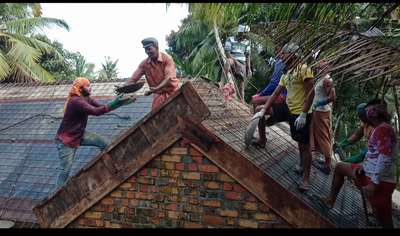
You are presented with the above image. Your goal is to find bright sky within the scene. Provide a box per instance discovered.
[41,3,189,78]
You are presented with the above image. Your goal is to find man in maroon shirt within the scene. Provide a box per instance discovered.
[55,77,135,189]
[123,37,179,110]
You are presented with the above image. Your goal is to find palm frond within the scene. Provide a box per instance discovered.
[5,17,69,35]
[0,49,11,81]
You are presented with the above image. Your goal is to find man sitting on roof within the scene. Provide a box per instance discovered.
[55,77,135,189]
[255,42,315,192]
[124,37,179,110]
[338,101,384,163]
[251,46,287,112]
[318,100,397,228]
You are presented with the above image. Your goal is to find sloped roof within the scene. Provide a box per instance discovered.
[189,79,371,228]
[31,78,400,228]
[33,79,336,228]
[0,80,152,224]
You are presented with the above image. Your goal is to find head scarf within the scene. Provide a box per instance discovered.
[64,77,90,113]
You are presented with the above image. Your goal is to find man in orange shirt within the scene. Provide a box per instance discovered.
[123,37,179,110]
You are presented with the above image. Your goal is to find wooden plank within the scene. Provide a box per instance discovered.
[187,125,335,228]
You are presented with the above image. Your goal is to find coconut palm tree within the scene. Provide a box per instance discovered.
[97,56,119,81]
[0,3,70,83]
[69,52,95,79]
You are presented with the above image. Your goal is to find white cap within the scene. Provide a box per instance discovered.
[238,24,250,33]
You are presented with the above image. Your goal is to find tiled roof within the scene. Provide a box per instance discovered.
[0,81,152,223]
[189,78,389,228]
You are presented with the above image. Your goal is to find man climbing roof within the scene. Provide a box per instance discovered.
[55,77,135,190]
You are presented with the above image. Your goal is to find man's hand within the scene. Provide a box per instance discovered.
[362,183,377,197]
[312,98,328,110]
[294,112,307,130]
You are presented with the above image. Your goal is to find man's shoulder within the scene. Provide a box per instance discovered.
[161,52,174,63]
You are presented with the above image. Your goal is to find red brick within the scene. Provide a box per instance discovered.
[140,184,148,193]
[151,169,159,177]
[192,155,203,164]
[175,163,185,171]
[167,210,180,219]
[111,191,122,198]
[165,162,175,170]
[184,222,202,228]
[223,183,233,191]
[135,192,153,200]
[182,172,200,180]
[119,182,133,190]
[246,195,257,202]
[188,163,198,171]
[84,211,102,219]
[149,186,158,193]
[199,164,219,173]
[239,219,258,228]
[218,209,238,217]
[122,199,129,207]
[204,181,220,189]
[161,154,182,162]
[127,192,135,198]
[243,202,257,211]
[170,147,188,155]
[165,203,178,211]
[233,184,246,192]
[225,191,242,200]
[203,215,224,226]
[139,169,147,176]
[202,200,221,207]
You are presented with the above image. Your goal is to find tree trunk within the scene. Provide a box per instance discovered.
[212,23,242,101]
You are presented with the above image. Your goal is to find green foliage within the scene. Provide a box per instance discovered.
[97,56,119,81]
[0,3,70,83]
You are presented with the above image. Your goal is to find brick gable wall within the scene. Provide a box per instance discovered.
[69,140,290,228]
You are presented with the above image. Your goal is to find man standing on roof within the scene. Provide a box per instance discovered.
[55,77,135,189]
[255,42,315,191]
[309,60,336,174]
[124,37,179,110]
[318,100,397,228]
[224,24,252,101]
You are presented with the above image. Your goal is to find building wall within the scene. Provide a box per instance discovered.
[69,140,290,228]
